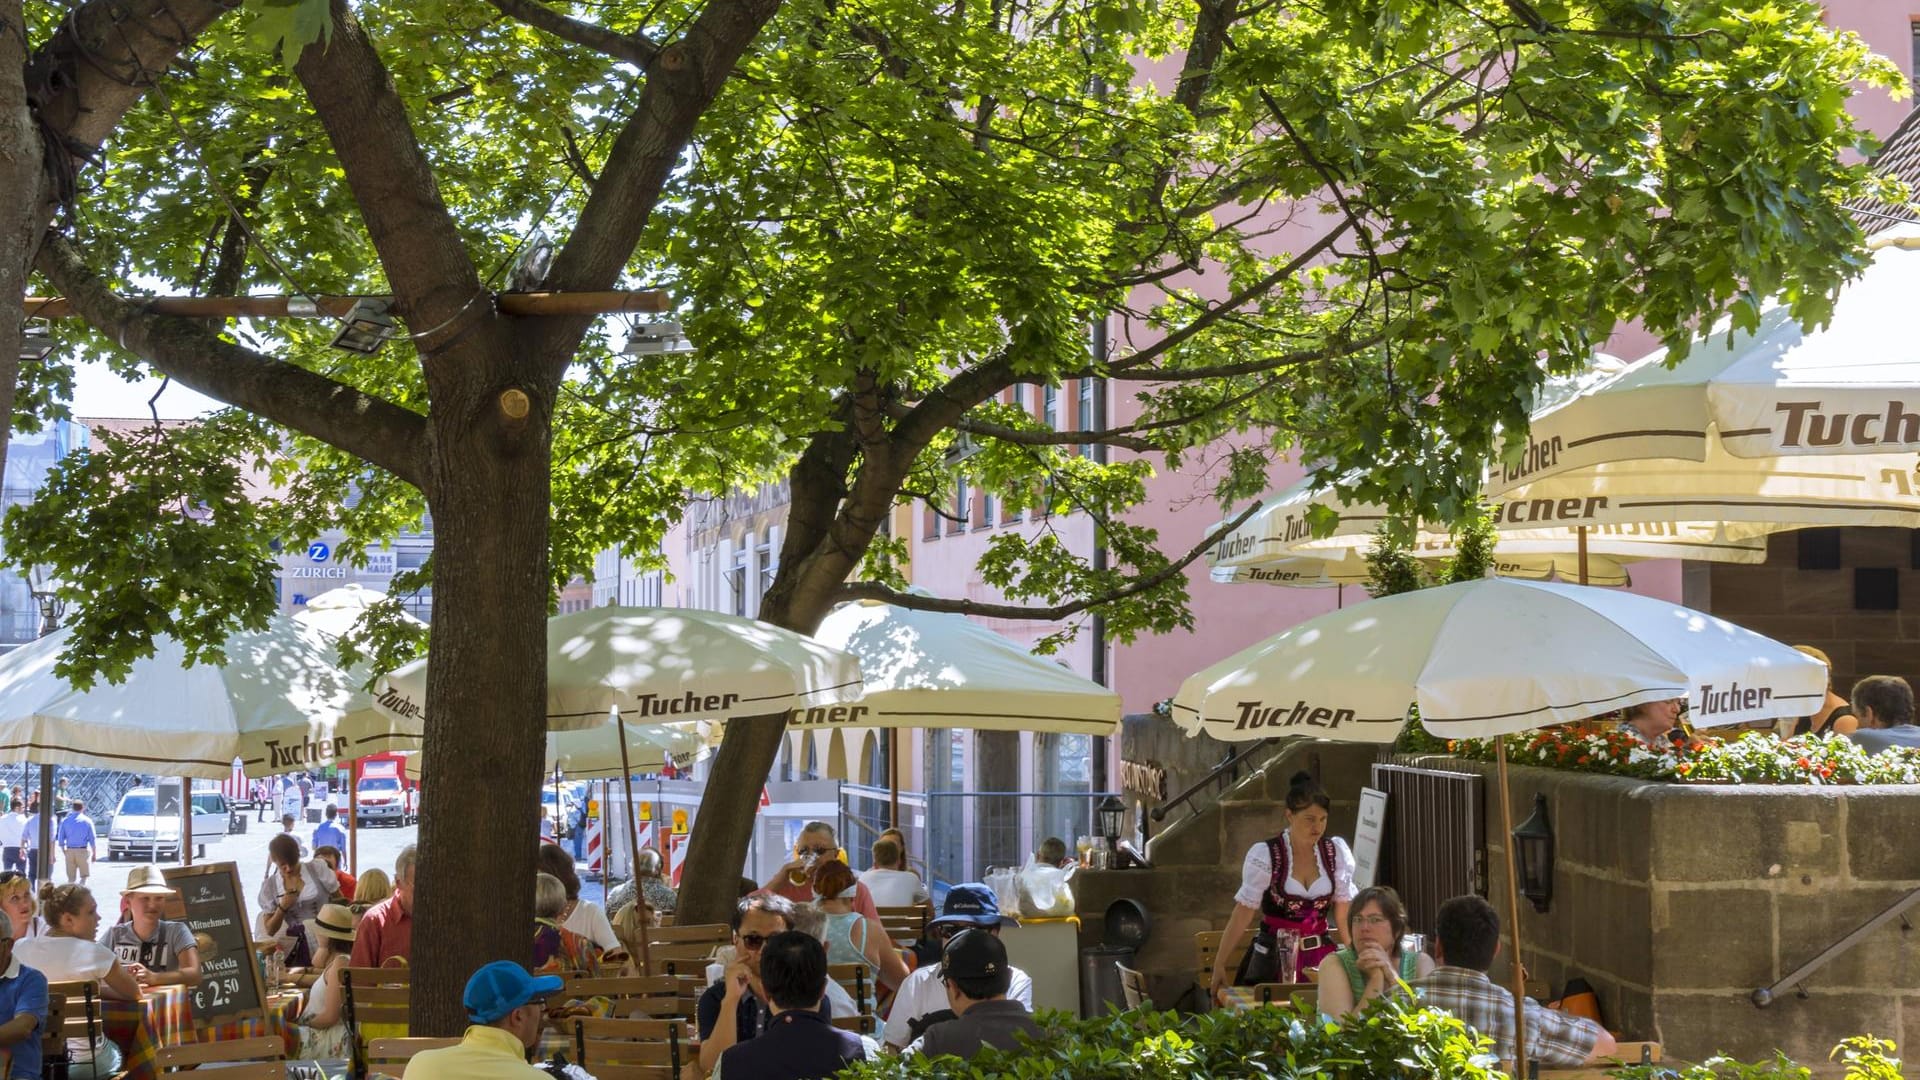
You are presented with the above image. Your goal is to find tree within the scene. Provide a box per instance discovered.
[4,0,1901,982]
[11,0,781,1031]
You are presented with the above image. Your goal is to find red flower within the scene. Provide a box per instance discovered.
[1797,757,1811,769]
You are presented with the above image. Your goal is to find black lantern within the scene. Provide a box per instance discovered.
[1096,795,1126,844]
[1511,793,1555,913]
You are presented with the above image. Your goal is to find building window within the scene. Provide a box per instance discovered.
[756,533,777,602]
[1042,385,1057,430]
[727,543,748,616]
[924,505,939,540]
[981,491,995,529]
[1912,21,1920,98]
[953,476,970,532]
[1077,377,1096,457]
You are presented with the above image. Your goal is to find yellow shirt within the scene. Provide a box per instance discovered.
[401,1024,547,1079]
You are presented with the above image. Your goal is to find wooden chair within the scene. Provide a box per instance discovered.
[875,904,930,948]
[39,983,67,1079]
[562,975,699,1020]
[44,979,98,1078]
[1116,962,1149,1010]
[826,963,875,1034]
[1195,930,1251,992]
[344,967,413,1054]
[648,923,729,948]
[158,1035,287,1077]
[365,1036,461,1073]
[573,1016,688,1080]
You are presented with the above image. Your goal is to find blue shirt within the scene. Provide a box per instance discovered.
[16,818,33,850]
[312,821,347,852]
[0,959,48,1080]
[55,813,93,850]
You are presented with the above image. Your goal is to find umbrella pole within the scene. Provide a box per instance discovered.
[613,711,650,974]
[36,765,50,883]
[1495,735,1529,1074]
[889,731,900,829]
[1578,526,1589,586]
[349,759,359,876]
[181,776,192,866]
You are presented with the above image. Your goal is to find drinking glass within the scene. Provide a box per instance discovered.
[1271,929,1300,984]
[1075,835,1094,865]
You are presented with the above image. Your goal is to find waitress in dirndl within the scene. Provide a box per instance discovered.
[1208,770,1354,1004]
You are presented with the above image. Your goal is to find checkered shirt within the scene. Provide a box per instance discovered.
[1408,966,1601,1068]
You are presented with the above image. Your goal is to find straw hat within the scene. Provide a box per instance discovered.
[122,866,176,896]
[311,903,357,943]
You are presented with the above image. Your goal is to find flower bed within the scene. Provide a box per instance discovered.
[1429,729,1920,785]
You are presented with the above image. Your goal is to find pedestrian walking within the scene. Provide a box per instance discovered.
[56,800,96,885]
[0,804,24,878]
[254,781,270,823]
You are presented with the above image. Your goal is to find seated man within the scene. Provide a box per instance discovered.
[1850,675,1920,753]
[1035,837,1071,869]
[714,932,868,1080]
[697,894,833,1075]
[908,929,1039,1061]
[883,884,1031,1050]
[402,961,559,1079]
[1408,896,1615,1068]
[0,910,46,1080]
[98,866,201,988]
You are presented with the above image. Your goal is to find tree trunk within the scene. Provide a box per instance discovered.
[675,712,785,925]
[0,0,37,487]
[409,379,552,1035]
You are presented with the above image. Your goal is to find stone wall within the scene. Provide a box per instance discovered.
[1466,760,1920,1066]
[1075,740,1379,1009]
[1689,526,1920,698]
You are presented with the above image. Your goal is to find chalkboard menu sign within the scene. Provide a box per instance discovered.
[162,862,268,1026]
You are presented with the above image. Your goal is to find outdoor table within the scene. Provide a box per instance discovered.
[1218,982,1317,1011]
[536,994,617,1063]
[101,984,303,1080]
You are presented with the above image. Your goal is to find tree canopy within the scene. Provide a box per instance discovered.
[2,0,1904,1001]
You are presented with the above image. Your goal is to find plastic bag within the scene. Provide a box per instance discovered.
[984,867,1022,915]
[1016,858,1076,917]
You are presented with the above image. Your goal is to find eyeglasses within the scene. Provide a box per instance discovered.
[1353,915,1394,928]
[738,933,771,950]
[798,846,835,856]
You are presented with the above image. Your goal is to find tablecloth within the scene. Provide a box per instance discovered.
[100,985,302,1080]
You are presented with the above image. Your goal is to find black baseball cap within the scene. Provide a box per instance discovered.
[941,928,1008,980]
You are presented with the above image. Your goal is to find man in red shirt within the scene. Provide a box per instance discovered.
[759,822,879,921]
[351,844,414,967]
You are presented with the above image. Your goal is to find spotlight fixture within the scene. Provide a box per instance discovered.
[622,320,692,356]
[19,327,53,363]
[330,298,396,355]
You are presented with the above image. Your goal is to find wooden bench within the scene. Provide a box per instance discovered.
[158,1035,286,1077]
[876,904,931,948]
[573,1016,688,1080]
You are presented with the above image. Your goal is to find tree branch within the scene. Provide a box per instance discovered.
[835,501,1263,620]
[536,0,783,371]
[1100,327,1390,381]
[38,235,429,487]
[952,415,1158,452]
[485,0,660,69]
[294,0,487,352]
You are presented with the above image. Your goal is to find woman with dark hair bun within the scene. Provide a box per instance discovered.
[1207,771,1354,1003]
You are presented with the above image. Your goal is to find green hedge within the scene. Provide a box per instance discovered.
[837,996,1501,1079]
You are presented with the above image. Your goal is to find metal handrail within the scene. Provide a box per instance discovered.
[1752,884,1920,1006]
[1150,739,1278,824]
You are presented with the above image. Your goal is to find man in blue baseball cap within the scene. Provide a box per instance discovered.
[401,961,562,1079]
[882,883,1030,1050]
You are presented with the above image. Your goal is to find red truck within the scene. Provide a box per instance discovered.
[353,752,419,827]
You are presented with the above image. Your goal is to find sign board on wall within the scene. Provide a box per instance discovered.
[1352,787,1388,890]
[162,862,268,1027]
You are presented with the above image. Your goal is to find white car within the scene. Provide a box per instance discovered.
[541,788,576,839]
[107,786,232,861]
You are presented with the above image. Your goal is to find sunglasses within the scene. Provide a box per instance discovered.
[0,872,20,885]
[798,846,835,856]
[739,933,772,950]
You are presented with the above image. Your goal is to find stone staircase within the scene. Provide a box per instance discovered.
[1074,740,1379,1009]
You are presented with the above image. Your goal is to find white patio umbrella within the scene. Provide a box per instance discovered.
[0,616,410,777]
[372,606,863,730]
[804,598,1121,824]
[1171,579,1822,1069]
[1209,549,1633,589]
[292,584,427,640]
[1487,226,1920,526]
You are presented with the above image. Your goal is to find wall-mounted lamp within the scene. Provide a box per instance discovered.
[1512,793,1555,913]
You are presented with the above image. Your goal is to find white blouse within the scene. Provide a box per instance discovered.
[1233,831,1356,909]
[562,899,620,952]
